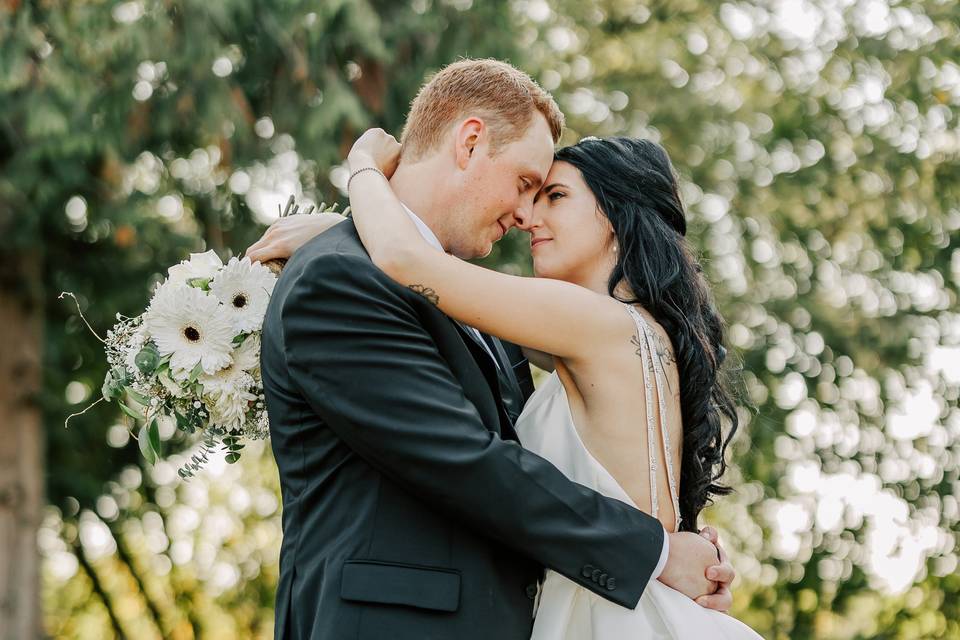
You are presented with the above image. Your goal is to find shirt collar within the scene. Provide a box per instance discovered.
[402,203,445,253]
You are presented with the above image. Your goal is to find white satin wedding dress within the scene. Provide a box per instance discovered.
[515,304,763,640]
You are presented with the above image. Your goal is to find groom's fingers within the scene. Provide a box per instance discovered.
[695,585,732,613]
[699,525,718,544]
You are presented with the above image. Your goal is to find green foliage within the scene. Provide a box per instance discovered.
[507,1,960,637]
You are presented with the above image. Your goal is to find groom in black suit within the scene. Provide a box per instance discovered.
[257,59,732,640]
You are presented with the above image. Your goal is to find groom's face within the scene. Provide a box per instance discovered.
[447,112,555,259]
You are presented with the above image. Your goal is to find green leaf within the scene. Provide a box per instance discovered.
[232,333,249,346]
[174,410,197,434]
[134,344,161,374]
[225,452,241,464]
[138,421,157,465]
[187,361,204,384]
[148,418,162,459]
[101,366,129,402]
[125,386,151,407]
[118,401,144,421]
[187,277,211,290]
[102,372,122,402]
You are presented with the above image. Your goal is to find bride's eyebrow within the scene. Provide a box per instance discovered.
[534,183,569,203]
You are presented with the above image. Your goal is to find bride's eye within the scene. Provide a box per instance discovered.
[548,192,565,201]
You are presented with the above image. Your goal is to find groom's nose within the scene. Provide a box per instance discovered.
[513,202,534,231]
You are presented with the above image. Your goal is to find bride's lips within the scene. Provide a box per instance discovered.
[530,237,552,250]
[495,221,507,240]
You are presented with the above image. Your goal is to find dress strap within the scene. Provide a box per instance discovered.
[624,304,682,532]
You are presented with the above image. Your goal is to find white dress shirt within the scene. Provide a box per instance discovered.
[402,204,670,582]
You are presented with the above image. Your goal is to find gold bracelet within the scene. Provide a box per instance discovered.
[347,166,385,190]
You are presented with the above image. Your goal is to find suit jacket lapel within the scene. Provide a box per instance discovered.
[451,321,519,441]
[486,335,521,396]
[454,321,495,362]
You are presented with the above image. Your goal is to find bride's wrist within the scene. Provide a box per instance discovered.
[347,165,386,191]
[347,153,377,172]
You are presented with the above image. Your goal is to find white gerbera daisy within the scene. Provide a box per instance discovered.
[209,257,277,333]
[167,250,224,287]
[143,284,234,376]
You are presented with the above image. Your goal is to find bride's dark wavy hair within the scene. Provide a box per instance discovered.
[555,137,738,530]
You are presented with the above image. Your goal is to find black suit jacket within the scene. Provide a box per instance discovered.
[260,222,664,640]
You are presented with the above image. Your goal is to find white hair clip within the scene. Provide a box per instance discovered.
[579,135,601,143]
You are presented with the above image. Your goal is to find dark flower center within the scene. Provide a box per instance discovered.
[233,294,248,309]
[183,326,201,342]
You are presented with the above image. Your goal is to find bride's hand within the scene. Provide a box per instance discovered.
[245,212,347,264]
[348,128,401,176]
[658,531,722,604]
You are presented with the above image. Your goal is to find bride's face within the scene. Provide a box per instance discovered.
[525,161,616,283]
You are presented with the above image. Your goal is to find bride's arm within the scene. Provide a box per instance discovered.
[522,347,556,372]
[348,129,628,363]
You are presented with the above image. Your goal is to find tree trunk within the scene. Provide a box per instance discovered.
[0,252,44,639]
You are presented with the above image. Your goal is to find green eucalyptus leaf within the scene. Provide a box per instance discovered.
[125,386,151,407]
[118,401,144,421]
[101,368,124,402]
[134,344,161,374]
[148,418,161,459]
[138,421,157,465]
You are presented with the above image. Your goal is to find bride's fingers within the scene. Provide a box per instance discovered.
[245,238,280,263]
[695,585,732,612]
[706,560,734,586]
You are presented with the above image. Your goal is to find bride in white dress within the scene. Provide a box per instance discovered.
[251,127,763,639]
[515,304,760,639]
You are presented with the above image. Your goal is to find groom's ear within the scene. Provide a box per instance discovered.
[454,117,485,169]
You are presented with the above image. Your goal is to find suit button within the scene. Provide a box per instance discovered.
[606,578,617,591]
[525,584,538,600]
[591,569,602,582]
[598,573,608,586]
[581,565,594,578]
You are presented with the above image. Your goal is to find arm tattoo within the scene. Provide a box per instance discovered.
[408,284,440,307]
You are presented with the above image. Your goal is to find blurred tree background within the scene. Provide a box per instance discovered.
[1,0,957,638]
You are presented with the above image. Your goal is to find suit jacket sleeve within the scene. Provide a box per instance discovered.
[281,252,664,608]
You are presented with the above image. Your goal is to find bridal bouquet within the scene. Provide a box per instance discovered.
[72,250,276,478]
[64,198,344,478]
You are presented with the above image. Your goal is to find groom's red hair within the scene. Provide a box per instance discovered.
[400,59,564,161]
